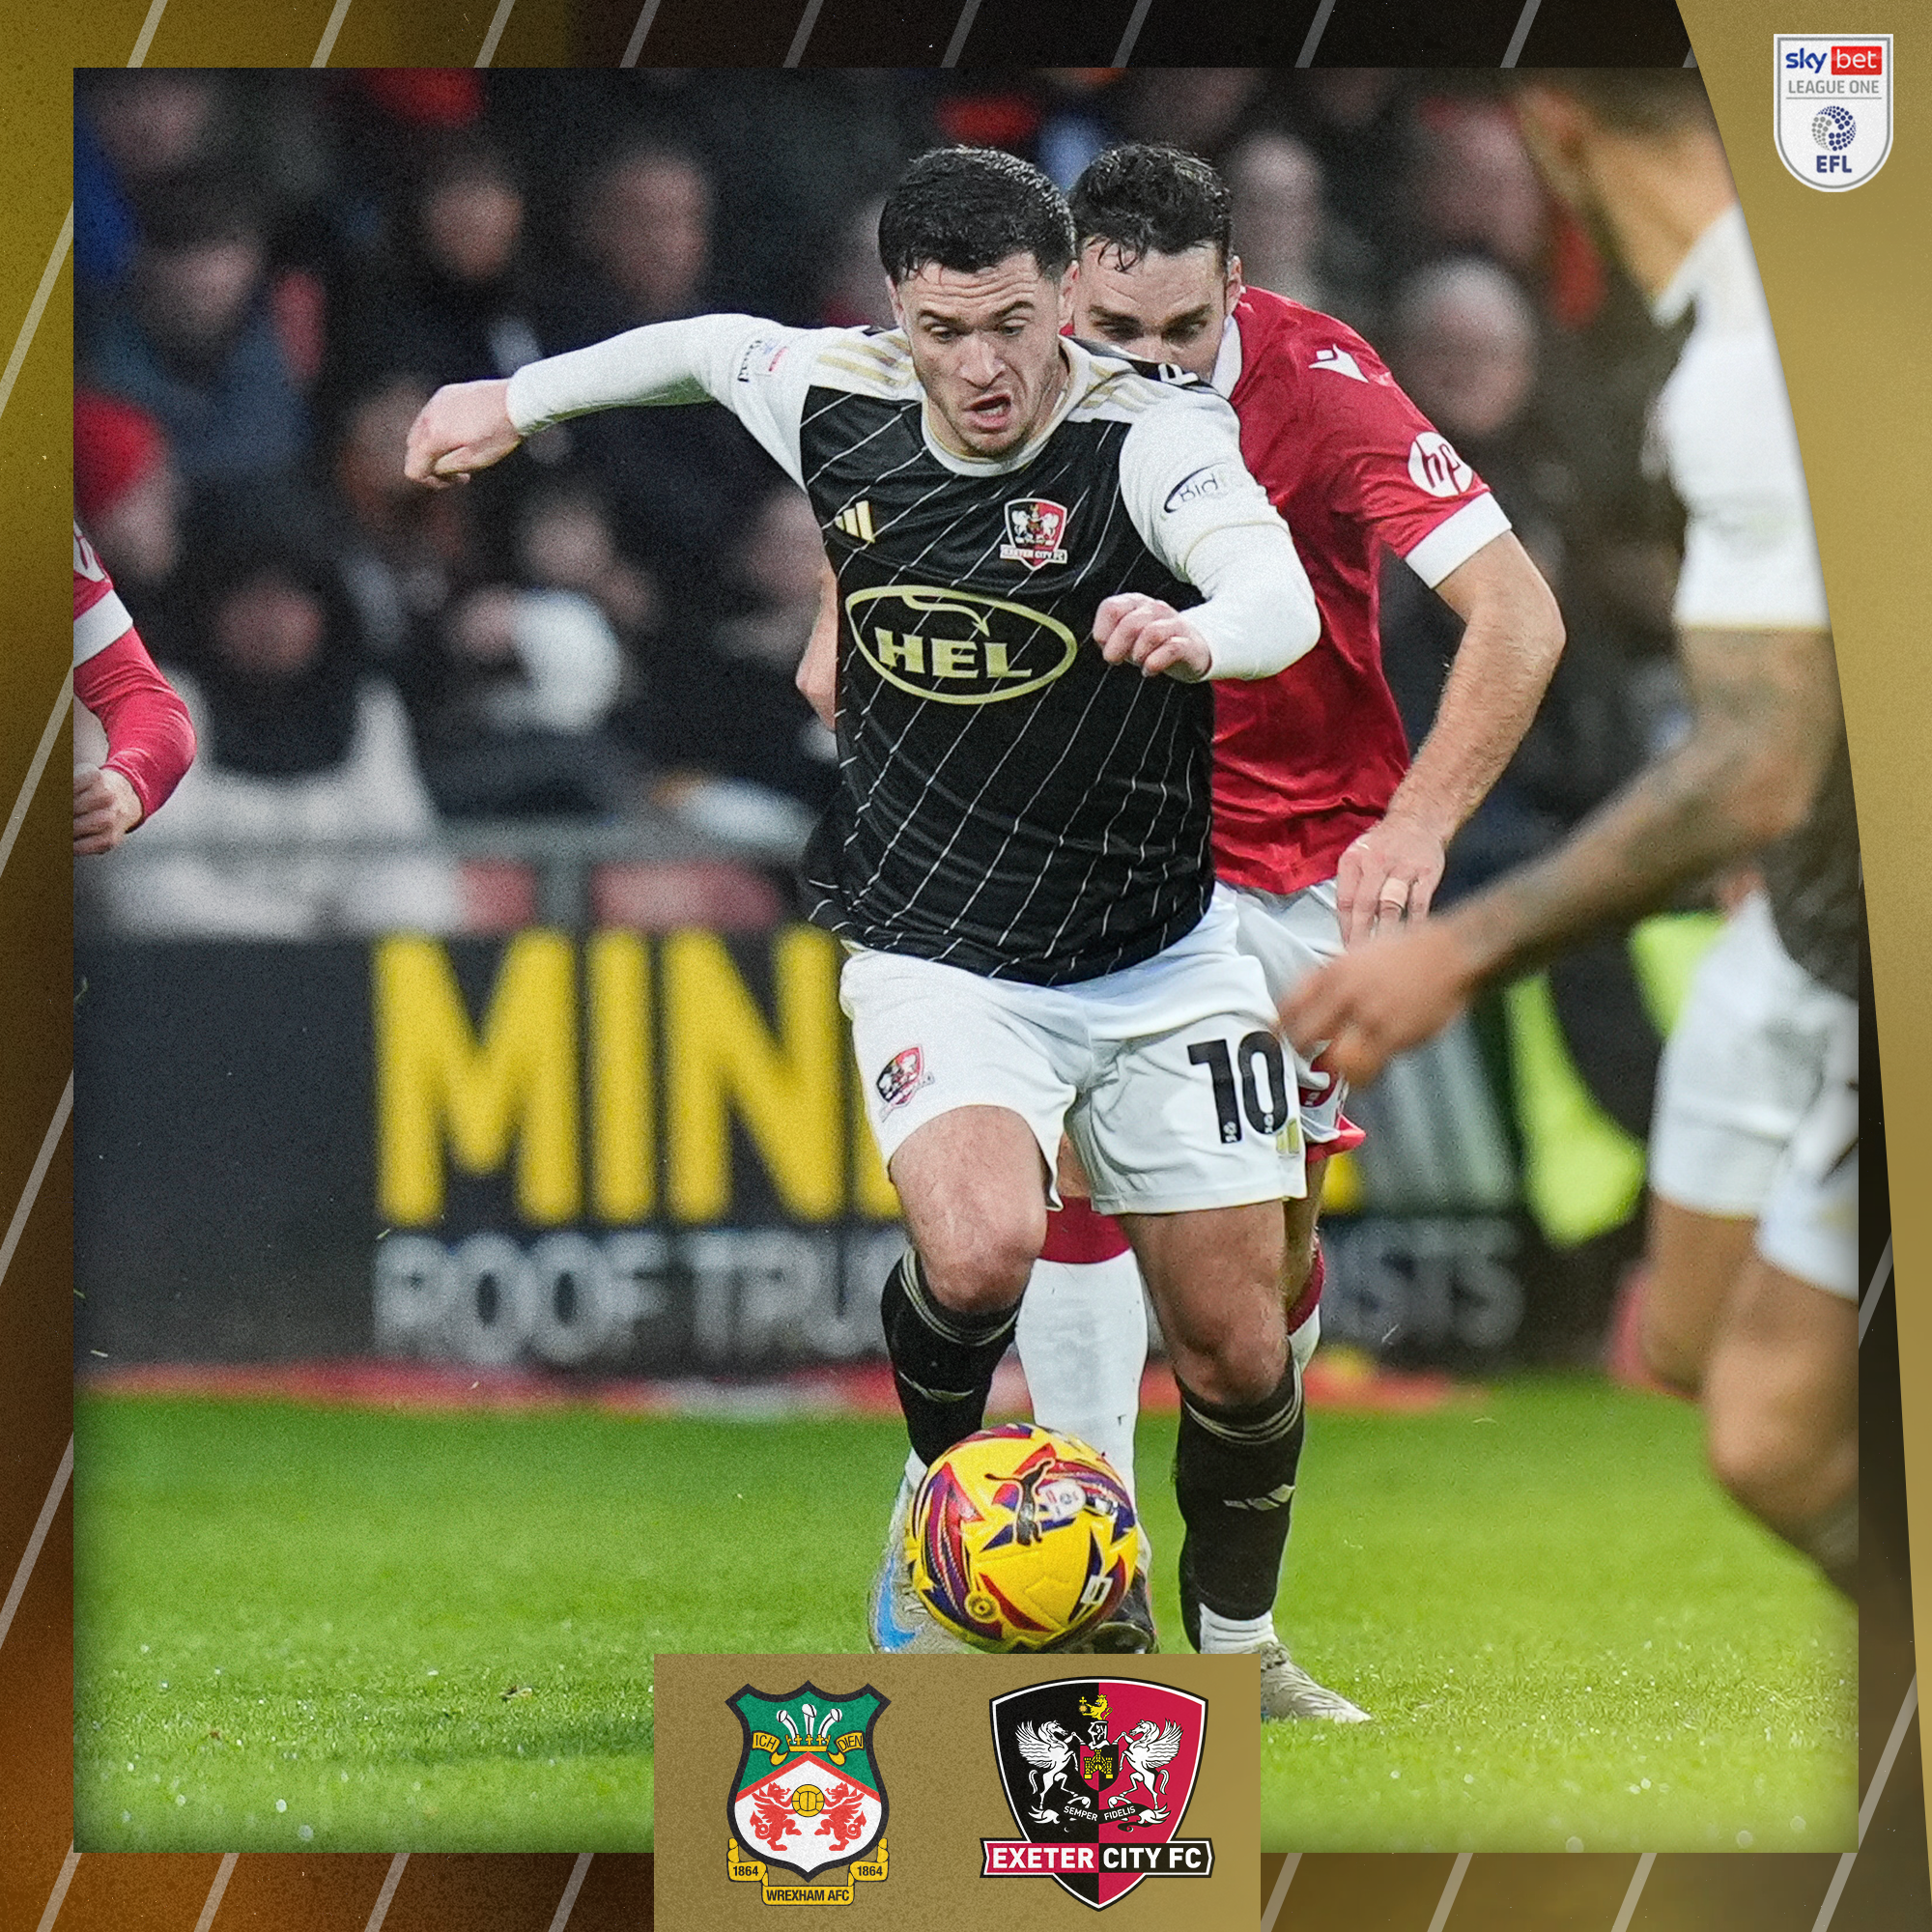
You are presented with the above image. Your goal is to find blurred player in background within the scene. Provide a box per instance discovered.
[72,522,196,854]
[1287,71,1859,1596]
[408,150,1339,1704]
[801,145,1565,1708]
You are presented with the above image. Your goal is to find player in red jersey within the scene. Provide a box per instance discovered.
[72,523,196,853]
[809,148,1564,1711]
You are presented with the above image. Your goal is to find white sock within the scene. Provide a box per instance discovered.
[1015,1251,1150,1497]
[1290,1304,1321,1375]
[901,1449,927,1492]
[1198,1606,1279,1652]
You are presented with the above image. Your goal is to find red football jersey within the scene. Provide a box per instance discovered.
[1210,289,1511,894]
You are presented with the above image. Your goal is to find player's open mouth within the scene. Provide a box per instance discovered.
[967,393,1013,431]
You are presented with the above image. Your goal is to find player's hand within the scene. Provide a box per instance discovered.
[405,379,522,489]
[1280,917,1482,1088]
[1094,594,1212,681]
[73,764,143,856]
[1335,813,1448,948]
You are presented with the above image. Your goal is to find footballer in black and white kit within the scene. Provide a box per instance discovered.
[1288,73,1859,1600]
[411,149,1332,1693]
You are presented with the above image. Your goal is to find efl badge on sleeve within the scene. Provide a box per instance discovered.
[984,1680,1212,1908]
[1776,36,1892,190]
[726,1684,890,1905]
[1001,498,1070,571]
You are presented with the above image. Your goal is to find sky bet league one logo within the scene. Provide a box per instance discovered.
[1776,36,1892,191]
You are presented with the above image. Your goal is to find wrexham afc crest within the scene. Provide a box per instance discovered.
[727,1684,888,1883]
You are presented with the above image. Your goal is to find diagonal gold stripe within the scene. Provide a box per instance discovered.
[127,0,170,64]
[0,207,70,425]
[313,0,354,62]
[33,1848,79,1932]
[546,1854,594,1931]
[191,1853,240,1932]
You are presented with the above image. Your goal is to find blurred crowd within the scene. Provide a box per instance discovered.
[75,67,1687,941]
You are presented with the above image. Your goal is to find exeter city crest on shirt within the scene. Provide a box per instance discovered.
[726,1684,889,1890]
[1001,497,1071,570]
[984,1680,1212,1908]
[1776,35,1892,191]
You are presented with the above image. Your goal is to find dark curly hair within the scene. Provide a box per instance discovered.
[1068,144,1233,271]
[876,147,1075,285]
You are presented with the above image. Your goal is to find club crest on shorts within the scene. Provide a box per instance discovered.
[983,1680,1213,1907]
[875,1045,929,1109]
[1001,497,1070,571]
[726,1684,890,1903]
[1776,36,1891,190]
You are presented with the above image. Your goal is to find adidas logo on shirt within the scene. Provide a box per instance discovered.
[836,499,877,542]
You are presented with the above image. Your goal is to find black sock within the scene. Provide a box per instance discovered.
[879,1249,1020,1466]
[1174,1360,1305,1641]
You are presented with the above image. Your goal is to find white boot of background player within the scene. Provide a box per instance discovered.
[1019,1245,1369,1719]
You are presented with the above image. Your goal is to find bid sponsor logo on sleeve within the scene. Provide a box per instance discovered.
[1776,36,1892,190]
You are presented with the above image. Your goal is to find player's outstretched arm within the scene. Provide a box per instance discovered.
[1335,531,1564,944]
[1284,621,1840,1084]
[71,624,197,853]
[405,379,522,488]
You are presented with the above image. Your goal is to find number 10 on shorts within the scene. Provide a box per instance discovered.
[1187,1034,1291,1146]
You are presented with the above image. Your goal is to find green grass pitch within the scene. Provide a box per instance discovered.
[73,1377,1853,1854]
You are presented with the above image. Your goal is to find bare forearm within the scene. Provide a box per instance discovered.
[1390,533,1564,839]
[1446,732,1782,981]
[1393,610,1558,839]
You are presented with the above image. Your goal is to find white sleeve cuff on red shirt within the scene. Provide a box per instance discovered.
[73,585,134,667]
[1400,492,1512,589]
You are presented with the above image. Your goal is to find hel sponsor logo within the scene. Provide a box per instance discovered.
[847,583,1080,705]
[726,1683,890,1901]
[1776,34,1891,189]
[986,1680,1211,1908]
[875,1046,928,1110]
[1001,497,1070,570]
[1406,432,1473,498]
[1163,463,1237,513]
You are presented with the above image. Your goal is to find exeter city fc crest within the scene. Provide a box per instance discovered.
[727,1685,889,1904]
[1776,35,1892,191]
[984,1681,1213,1908]
[1001,497,1070,571]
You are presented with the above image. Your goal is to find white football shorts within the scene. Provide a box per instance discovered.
[842,888,1304,1217]
[1224,876,1351,1148]
[1649,892,1859,1299]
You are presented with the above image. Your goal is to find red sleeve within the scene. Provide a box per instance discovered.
[72,629,198,823]
[1296,323,1494,558]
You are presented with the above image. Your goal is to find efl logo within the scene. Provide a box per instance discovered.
[1776,34,1892,191]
